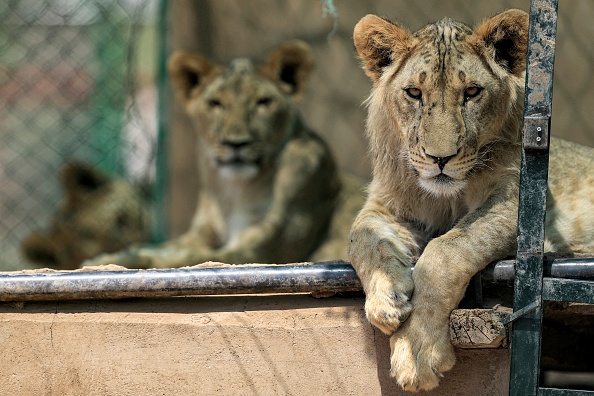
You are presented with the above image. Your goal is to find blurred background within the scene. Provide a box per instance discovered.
[2,0,594,270]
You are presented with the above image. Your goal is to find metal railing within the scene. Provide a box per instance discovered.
[1,257,593,302]
[509,0,594,394]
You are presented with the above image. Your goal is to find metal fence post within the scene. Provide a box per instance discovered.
[510,0,558,394]
[509,0,594,393]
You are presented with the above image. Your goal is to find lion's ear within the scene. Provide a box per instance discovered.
[353,14,413,83]
[260,40,314,98]
[473,9,529,77]
[61,161,109,206]
[168,51,219,103]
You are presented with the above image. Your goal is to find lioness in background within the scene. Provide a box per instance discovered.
[22,161,151,270]
[86,40,364,268]
[349,9,594,391]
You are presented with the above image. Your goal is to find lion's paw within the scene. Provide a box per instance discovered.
[364,289,412,335]
[389,316,455,392]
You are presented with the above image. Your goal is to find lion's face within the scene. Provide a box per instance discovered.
[169,41,314,179]
[192,61,296,177]
[389,21,520,196]
[355,12,528,197]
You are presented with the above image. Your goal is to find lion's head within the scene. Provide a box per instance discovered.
[168,41,314,179]
[22,162,151,270]
[354,10,528,197]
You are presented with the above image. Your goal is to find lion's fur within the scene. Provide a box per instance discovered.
[85,41,365,269]
[22,162,151,270]
[349,9,594,392]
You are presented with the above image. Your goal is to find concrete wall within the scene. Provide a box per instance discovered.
[0,295,510,395]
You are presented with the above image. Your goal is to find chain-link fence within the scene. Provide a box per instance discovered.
[0,0,160,270]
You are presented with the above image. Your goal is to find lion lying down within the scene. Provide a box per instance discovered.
[348,9,594,392]
[84,40,365,269]
[22,161,152,270]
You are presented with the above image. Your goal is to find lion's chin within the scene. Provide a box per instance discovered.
[214,155,263,179]
[418,174,467,197]
[217,162,260,179]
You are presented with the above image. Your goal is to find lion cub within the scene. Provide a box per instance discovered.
[85,41,364,268]
[22,161,151,270]
[349,9,594,392]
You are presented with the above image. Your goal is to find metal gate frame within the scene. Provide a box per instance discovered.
[509,0,594,394]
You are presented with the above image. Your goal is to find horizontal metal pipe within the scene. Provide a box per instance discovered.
[0,262,362,301]
[481,257,594,282]
[0,258,593,302]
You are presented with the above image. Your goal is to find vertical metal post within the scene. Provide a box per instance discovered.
[90,9,127,175]
[153,0,169,243]
[509,0,558,395]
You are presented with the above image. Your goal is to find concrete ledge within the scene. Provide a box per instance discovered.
[0,295,509,395]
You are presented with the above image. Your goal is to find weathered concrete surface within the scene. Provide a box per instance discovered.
[0,295,509,395]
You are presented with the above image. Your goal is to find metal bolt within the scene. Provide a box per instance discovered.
[536,136,542,142]
[536,127,542,132]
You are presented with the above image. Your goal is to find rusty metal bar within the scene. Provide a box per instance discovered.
[0,262,362,301]
[510,0,559,395]
[1,258,594,302]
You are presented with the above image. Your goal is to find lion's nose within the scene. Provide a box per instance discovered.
[424,150,458,171]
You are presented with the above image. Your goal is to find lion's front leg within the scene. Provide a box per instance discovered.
[362,266,413,335]
[389,306,455,392]
[389,199,517,391]
[348,207,423,335]
[388,247,460,392]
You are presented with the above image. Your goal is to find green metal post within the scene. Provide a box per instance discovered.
[153,0,169,243]
[89,9,128,175]
[509,0,558,394]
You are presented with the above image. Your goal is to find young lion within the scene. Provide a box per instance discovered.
[349,9,594,392]
[85,41,364,268]
[22,161,152,270]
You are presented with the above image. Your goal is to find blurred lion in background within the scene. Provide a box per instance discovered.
[22,161,152,270]
[84,40,365,269]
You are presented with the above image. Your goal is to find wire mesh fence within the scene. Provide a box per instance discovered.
[0,0,159,270]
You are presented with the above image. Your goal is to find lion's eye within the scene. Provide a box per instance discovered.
[256,97,272,107]
[405,87,422,100]
[207,98,223,108]
[464,86,483,101]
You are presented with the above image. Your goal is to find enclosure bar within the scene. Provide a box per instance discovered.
[510,0,559,395]
[0,263,361,302]
[2,258,594,302]
[482,257,594,282]
[542,278,594,303]
[153,0,170,243]
[538,388,594,396]
[90,9,127,174]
